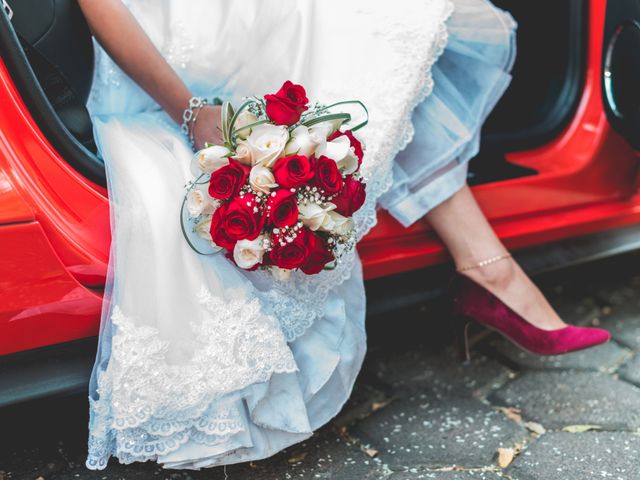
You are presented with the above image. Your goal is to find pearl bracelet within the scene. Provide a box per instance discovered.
[456,253,512,272]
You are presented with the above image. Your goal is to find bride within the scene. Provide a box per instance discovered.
[80,0,611,470]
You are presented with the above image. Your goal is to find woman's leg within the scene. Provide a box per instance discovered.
[425,184,566,331]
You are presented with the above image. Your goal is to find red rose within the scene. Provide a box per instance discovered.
[267,189,299,228]
[264,81,309,126]
[314,155,343,196]
[300,232,334,274]
[224,193,264,241]
[209,204,236,250]
[208,159,250,200]
[328,130,364,167]
[331,176,367,217]
[270,228,309,269]
[272,155,314,189]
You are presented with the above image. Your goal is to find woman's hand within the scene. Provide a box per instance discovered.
[192,105,224,151]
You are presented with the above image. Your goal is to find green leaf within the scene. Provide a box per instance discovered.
[220,101,230,145]
[231,119,270,137]
[302,112,351,128]
[316,100,369,131]
[228,99,255,135]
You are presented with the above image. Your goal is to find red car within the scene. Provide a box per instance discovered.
[0,0,638,405]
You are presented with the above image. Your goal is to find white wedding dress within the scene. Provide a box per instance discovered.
[86,0,516,470]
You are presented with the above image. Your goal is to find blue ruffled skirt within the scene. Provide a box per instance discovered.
[380,0,517,227]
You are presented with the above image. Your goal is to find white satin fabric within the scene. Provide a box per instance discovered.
[86,0,516,470]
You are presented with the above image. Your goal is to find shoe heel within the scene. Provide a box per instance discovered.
[453,314,472,364]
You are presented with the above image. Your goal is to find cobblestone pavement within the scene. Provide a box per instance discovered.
[2,254,640,480]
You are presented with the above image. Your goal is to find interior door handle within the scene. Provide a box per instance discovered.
[2,0,13,20]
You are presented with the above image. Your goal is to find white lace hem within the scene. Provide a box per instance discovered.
[86,287,297,470]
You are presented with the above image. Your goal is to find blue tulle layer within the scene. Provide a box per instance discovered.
[379,0,517,227]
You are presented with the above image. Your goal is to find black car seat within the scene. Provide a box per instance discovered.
[6,0,96,153]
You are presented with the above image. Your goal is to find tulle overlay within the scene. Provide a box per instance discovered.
[86,0,516,469]
[379,0,517,226]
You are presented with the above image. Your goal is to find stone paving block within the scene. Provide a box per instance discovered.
[543,287,601,327]
[372,348,513,399]
[591,273,640,304]
[491,370,640,430]
[217,434,389,480]
[492,338,631,372]
[617,354,640,388]
[351,395,526,470]
[600,297,640,350]
[390,470,505,479]
[508,432,640,480]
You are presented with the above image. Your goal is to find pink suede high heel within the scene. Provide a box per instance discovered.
[451,273,611,358]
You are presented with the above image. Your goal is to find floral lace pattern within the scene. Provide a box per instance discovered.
[86,286,297,469]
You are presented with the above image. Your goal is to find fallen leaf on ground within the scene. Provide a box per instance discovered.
[497,447,515,468]
[371,401,388,412]
[497,406,522,423]
[562,424,602,433]
[364,447,379,458]
[524,421,546,435]
[288,452,307,464]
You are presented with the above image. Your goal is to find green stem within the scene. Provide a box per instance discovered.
[315,100,369,131]
[301,112,351,128]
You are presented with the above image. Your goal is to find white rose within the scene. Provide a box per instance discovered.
[233,141,253,166]
[249,165,278,194]
[298,202,336,231]
[194,215,212,240]
[194,213,224,252]
[233,236,266,269]
[315,135,359,175]
[194,145,231,174]
[186,187,217,217]
[284,125,326,157]
[271,266,292,281]
[245,124,289,167]
[321,211,354,236]
[310,119,341,139]
[233,110,259,140]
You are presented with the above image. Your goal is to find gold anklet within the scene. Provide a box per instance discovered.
[456,253,512,272]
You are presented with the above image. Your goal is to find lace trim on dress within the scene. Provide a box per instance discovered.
[261,0,455,342]
[86,286,297,469]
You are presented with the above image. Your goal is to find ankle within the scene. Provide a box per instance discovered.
[460,256,517,291]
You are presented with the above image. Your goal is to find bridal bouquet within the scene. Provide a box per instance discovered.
[181,81,368,276]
